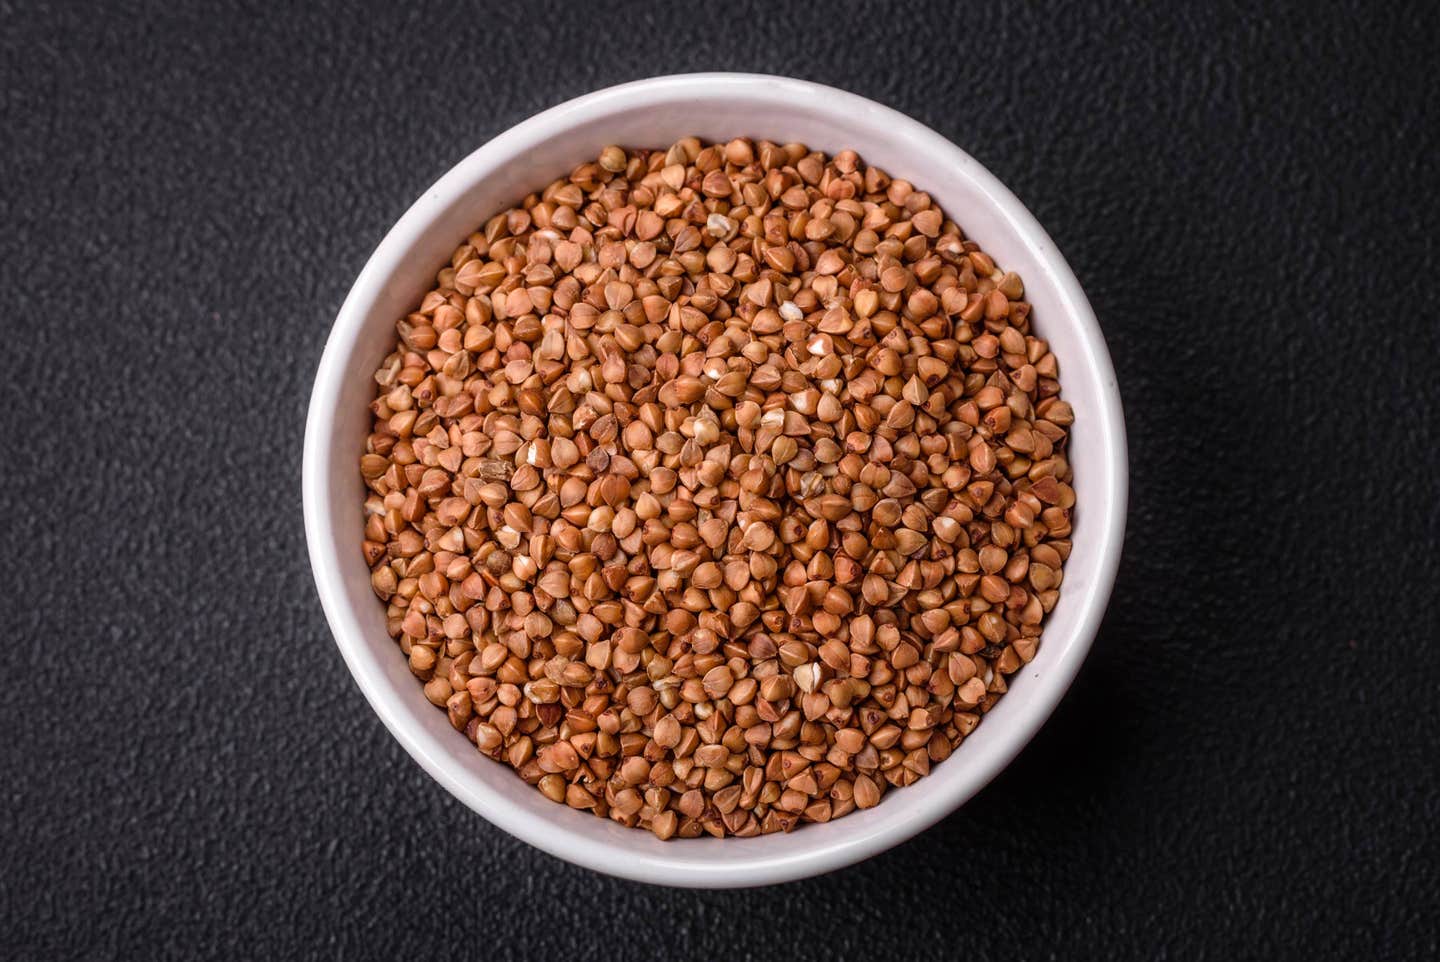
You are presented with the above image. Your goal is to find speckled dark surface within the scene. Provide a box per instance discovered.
[3,1,1438,958]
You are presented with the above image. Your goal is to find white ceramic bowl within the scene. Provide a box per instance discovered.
[304,73,1127,887]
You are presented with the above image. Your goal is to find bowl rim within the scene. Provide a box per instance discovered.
[304,71,1128,887]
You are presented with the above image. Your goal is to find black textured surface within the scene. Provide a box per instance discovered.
[4,1,1438,958]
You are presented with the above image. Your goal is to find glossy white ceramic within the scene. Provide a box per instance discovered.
[304,73,1127,887]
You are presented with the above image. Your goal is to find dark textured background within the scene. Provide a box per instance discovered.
[4,0,1438,958]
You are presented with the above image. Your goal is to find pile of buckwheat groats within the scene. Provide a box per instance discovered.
[359,137,1075,839]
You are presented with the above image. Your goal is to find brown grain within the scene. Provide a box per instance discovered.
[359,138,1074,839]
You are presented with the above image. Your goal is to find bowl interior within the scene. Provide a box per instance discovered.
[306,74,1125,886]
